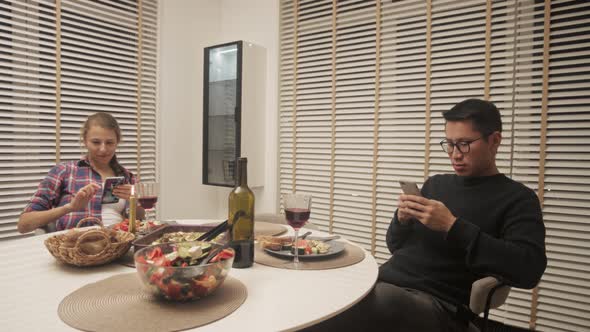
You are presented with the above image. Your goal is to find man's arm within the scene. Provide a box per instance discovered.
[386,180,430,254]
[399,183,546,289]
[385,210,414,253]
[446,196,546,289]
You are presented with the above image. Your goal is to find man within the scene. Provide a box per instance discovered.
[304,99,546,331]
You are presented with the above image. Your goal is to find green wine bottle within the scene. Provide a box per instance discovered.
[228,157,255,268]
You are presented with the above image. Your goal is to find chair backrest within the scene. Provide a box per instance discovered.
[35,221,57,235]
[469,276,511,315]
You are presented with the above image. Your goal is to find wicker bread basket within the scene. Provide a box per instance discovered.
[44,217,135,267]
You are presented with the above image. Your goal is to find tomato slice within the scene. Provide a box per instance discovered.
[147,247,163,260]
[166,281,183,300]
[210,248,234,262]
[149,271,163,284]
[153,256,171,267]
[218,249,234,259]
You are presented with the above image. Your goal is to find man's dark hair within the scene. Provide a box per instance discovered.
[443,99,502,135]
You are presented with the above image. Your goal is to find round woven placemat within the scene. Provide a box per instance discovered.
[58,273,246,332]
[254,242,365,270]
[254,221,287,237]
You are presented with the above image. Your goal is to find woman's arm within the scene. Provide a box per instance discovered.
[18,205,73,233]
[17,183,100,234]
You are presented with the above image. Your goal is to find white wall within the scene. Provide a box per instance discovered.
[158,0,279,220]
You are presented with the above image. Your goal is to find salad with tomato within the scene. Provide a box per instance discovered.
[134,242,234,301]
[112,219,159,233]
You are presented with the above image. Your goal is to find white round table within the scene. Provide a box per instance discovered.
[0,220,378,331]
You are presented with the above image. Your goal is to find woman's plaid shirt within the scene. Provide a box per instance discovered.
[23,157,135,231]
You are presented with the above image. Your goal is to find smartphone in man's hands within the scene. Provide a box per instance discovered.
[101,176,125,204]
[399,180,422,196]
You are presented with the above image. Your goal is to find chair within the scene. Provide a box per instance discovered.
[35,222,57,235]
[468,276,511,332]
[256,212,320,230]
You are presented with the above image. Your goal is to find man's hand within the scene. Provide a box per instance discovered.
[398,194,457,232]
[65,183,100,212]
[396,194,415,225]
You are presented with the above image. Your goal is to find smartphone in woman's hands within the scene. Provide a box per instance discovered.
[101,176,125,204]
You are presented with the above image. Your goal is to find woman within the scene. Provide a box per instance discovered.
[17,112,144,233]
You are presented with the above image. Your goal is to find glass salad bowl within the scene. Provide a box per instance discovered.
[134,241,234,301]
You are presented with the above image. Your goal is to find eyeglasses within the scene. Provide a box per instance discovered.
[440,137,484,154]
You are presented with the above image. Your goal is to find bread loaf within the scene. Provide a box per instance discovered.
[62,229,84,248]
[78,237,109,255]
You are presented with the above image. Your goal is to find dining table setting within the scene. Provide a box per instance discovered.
[0,218,378,332]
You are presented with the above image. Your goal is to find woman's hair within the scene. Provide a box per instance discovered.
[80,112,122,142]
[443,99,502,135]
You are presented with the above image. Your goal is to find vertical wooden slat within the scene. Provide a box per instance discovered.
[530,0,551,329]
[369,0,381,256]
[484,0,492,100]
[291,0,299,193]
[328,0,337,234]
[423,0,432,180]
[136,0,143,180]
[55,0,61,163]
[508,0,519,178]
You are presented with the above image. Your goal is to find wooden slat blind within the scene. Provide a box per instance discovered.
[0,0,158,239]
[279,0,590,330]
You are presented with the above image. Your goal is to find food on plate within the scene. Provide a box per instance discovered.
[291,239,330,255]
[150,231,226,245]
[151,231,204,245]
[258,236,287,251]
[260,236,331,255]
[301,239,331,255]
[134,241,234,301]
[281,242,293,251]
[112,219,160,233]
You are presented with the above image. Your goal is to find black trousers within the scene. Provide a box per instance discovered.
[300,281,471,332]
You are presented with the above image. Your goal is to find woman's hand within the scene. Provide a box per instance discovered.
[66,183,100,212]
[112,184,132,201]
[113,184,146,220]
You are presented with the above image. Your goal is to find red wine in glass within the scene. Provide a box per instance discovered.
[285,208,310,229]
[138,196,158,210]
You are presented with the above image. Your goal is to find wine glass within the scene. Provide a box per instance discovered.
[283,193,312,269]
[137,182,159,226]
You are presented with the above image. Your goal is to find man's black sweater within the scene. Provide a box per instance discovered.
[378,173,547,307]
